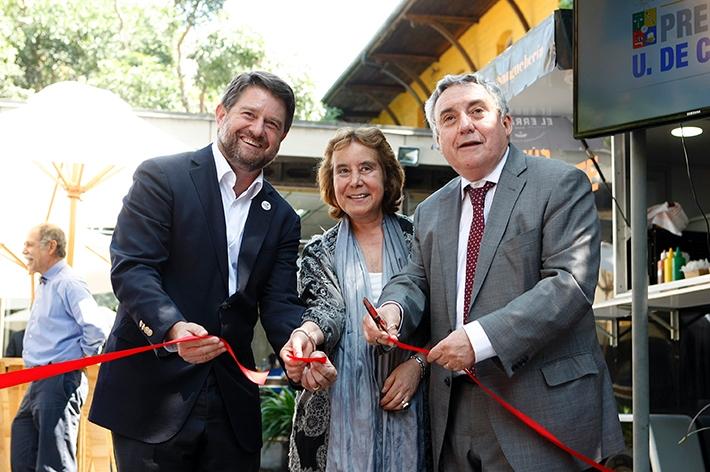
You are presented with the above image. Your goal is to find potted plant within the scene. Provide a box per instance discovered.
[260,387,296,471]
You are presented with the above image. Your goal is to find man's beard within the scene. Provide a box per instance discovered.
[218,131,276,173]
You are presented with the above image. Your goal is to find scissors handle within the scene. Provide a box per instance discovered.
[363,297,388,331]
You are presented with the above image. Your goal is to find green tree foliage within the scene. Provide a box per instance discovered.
[0,0,329,119]
[93,2,183,110]
[173,0,223,26]
[173,0,225,112]
[288,74,326,122]
[0,5,25,98]
[1,0,117,92]
[190,30,265,113]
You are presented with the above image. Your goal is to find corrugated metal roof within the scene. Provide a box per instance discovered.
[323,0,498,123]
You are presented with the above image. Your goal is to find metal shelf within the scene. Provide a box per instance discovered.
[594,274,710,319]
[593,274,710,345]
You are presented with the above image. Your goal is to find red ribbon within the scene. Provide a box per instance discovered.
[389,337,612,472]
[0,335,269,389]
[1,329,612,471]
[288,354,327,363]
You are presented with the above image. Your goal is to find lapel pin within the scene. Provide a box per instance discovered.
[261,200,271,211]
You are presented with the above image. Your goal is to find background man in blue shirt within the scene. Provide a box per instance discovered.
[11,223,110,472]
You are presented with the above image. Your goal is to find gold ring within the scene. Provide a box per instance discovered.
[313,385,320,391]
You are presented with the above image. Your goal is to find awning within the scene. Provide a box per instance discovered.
[323,0,498,124]
[478,9,573,117]
[477,10,608,168]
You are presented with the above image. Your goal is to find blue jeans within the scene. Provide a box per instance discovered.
[11,370,88,472]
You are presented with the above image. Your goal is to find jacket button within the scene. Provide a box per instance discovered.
[444,377,451,387]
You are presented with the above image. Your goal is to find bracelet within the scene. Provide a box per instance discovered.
[409,354,427,380]
[292,328,317,351]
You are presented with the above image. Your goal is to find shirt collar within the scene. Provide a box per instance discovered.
[460,145,510,200]
[42,259,66,280]
[211,142,264,200]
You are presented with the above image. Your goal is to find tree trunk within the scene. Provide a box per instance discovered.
[176,25,191,113]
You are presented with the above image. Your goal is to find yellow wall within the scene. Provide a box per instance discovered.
[376,0,559,127]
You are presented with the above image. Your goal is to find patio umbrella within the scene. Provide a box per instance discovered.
[0,247,32,299]
[0,81,187,296]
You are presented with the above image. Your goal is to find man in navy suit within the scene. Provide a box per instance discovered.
[89,71,304,471]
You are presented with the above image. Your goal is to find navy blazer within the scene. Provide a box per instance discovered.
[89,145,304,452]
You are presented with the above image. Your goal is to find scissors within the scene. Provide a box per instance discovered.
[363,297,388,331]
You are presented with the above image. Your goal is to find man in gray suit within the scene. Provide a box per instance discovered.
[363,73,624,471]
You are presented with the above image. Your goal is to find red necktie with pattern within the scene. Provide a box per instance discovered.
[463,181,495,322]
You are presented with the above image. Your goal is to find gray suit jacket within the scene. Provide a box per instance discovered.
[380,145,624,471]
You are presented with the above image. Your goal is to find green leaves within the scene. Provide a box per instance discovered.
[260,387,296,444]
[2,0,118,91]
[190,30,265,112]
[0,0,328,119]
[174,0,224,27]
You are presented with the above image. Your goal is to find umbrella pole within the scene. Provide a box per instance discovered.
[66,192,79,266]
[57,162,85,267]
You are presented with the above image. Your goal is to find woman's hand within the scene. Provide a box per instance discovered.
[380,357,422,411]
[280,322,325,384]
[301,351,337,392]
[280,329,315,384]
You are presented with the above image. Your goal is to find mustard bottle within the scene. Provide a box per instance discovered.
[664,247,674,283]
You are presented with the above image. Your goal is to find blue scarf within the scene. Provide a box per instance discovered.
[327,214,424,472]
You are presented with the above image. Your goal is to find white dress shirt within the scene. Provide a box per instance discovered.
[212,142,263,295]
[456,146,509,364]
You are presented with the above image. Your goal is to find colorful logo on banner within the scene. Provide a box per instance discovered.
[633,8,657,49]
[631,2,710,79]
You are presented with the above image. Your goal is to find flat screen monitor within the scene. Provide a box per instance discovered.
[574,0,710,138]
